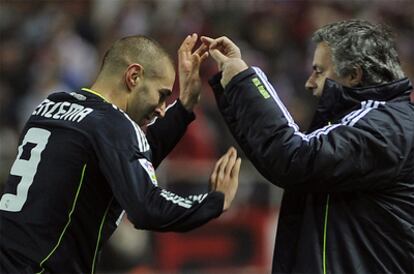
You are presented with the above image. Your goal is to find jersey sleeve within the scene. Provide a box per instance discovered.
[91,111,223,232]
[209,67,406,192]
[145,100,195,168]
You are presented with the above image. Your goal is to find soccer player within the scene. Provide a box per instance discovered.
[0,34,241,273]
[203,19,414,273]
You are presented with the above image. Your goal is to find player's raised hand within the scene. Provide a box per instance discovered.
[210,147,241,211]
[201,36,248,88]
[178,33,209,112]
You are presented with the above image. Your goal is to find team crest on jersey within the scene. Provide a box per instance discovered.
[138,159,158,186]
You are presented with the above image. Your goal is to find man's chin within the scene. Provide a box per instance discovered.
[313,90,322,97]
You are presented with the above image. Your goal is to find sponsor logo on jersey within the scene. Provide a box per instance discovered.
[160,190,193,208]
[252,77,270,99]
[138,158,158,186]
[188,194,208,203]
[32,99,93,122]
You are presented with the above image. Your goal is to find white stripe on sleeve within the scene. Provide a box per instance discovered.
[250,67,385,142]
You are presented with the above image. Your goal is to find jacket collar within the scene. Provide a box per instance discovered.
[308,77,413,131]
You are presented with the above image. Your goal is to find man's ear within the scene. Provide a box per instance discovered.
[125,64,144,92]
[349,66,363,87]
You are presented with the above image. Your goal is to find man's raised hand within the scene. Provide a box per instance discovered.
[201,36,248,88]
[210,147,241,211]
[178,33,209,112]
[200,36,242,69]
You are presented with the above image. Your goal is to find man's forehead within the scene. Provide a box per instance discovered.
[313,42,333,65]
[158,57,175,75]
[148,59,175,84]
[163,65,175,83]
[315,42,329,55]
[155,67,175,90]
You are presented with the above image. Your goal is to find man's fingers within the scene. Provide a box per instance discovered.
[192,43,209,67]
[214,153,224,172]
[210,156,223,190]
[178,35,192,65]
[201,36,220,50]
[194,43,207,56]
[210,169,217,190]
[217,36,235,46]
[179,33,198,54]
[199,51,209,63]
[217,149,231,182]
[224,148,237,175]
[209,49,228,65]
[212,154,226,189]
[211,147,238,192]
[202,36,236,50]
[187,33,198,52]
[212,156,224,179]
[178,35,191,52]
[231,157,242,179]
[200,36,214,46]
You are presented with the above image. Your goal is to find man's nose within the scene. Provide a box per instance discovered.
[305,73,317,91]
[155,103,166,118]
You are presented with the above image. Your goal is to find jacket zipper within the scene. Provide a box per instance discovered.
[323,194,330,274]
[323,122,332,274]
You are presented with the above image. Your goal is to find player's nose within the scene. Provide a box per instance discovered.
[154,103,166,118]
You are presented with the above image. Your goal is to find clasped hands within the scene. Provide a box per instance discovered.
[178,34,248,113]
[177,34,246,211]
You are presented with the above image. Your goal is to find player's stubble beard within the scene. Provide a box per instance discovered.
[126,84,156,127]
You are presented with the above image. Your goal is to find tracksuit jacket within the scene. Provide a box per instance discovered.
[209,67,414,274]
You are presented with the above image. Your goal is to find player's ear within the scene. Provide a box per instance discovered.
[125,63,144,92]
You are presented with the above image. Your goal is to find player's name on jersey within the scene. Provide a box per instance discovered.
[32,98,93,122]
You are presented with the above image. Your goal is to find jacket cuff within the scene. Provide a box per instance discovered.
[209,191,225,217]
[208,71,224,97]
[224,67,256,94]
[208,68,256,95]
[175,99,196,123]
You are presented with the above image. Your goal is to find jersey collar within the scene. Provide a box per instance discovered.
[81,88,108,102]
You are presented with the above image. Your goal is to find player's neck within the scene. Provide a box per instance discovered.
[89,81,127,112]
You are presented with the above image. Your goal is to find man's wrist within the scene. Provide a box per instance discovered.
[179,95,200,112]
[221,59,248,88]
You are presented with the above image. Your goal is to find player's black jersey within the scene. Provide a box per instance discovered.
[0,89,224,273]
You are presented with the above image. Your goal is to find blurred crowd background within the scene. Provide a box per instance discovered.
[0,0,413,273]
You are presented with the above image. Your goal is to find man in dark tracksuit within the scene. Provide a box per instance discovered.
[203,19,414,273]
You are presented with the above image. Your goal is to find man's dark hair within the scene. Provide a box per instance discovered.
[100,35,173,78]
[312,19,405,86]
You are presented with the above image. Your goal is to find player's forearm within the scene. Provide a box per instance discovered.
[131,189,224,232]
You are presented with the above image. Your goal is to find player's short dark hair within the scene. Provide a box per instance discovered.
[100,35,174,78]
[312,19,405,86]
